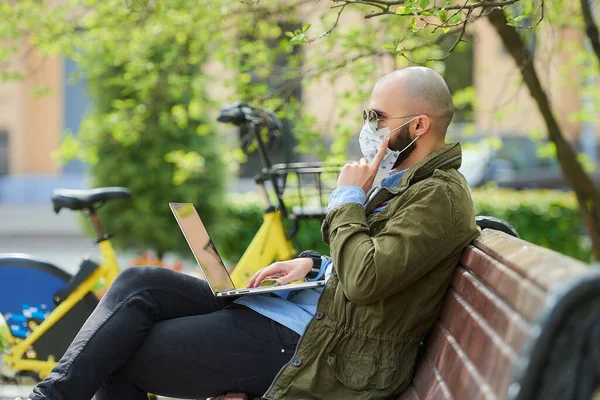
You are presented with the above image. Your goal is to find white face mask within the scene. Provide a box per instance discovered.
[359,117,419,177]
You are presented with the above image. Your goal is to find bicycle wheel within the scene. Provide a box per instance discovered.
[0,255,99,365]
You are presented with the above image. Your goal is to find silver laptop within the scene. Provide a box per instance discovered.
[170,203,325,297]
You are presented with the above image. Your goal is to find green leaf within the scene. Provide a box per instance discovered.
[302,24,311,33]
[54,132,80,164]
[418,0,430,9]
[448,13,461,25]
[290,33,307,45]
[439,9,447,22]
[576,152,596,173]
[537,142,557,159]
[396,6,408,15]
[188,100,202,120]
[408,17,419,32]
[463,123,476,136]
[513,15,527,23]
[34,86,51,98]
[381,44,396,50]
[176,32,187,44]
[239,72,252,84]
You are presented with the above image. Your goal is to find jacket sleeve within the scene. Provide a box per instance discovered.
[321,182,456,305]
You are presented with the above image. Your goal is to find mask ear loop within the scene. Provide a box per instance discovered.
[388,117,419,156]
[398,134,419,155]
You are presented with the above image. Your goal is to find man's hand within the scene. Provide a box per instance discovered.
[247,258,314,288]
[336,138,388,193]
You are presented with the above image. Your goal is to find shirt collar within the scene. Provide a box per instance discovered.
[380,168,408,189]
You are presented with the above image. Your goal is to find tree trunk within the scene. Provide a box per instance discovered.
[488,8,600,260]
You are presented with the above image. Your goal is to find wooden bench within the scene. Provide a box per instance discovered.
[399,224,600,400]
[214,220,600,400]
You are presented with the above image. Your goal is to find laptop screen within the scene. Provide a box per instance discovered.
[170,203,236,292]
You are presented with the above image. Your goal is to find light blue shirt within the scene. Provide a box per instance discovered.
[235,169,407,335]
[234,257,333,335]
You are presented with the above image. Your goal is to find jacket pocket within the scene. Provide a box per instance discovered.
[326,351,397,391]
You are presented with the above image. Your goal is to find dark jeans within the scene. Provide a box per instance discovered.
[30,266,301,400]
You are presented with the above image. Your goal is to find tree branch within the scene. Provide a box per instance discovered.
[333,0,523,18]
[308,3,347,43]
[580,0,600,67]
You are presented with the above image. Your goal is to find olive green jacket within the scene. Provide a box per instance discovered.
[263,143,479,400]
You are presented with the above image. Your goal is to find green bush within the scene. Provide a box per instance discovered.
[216,188,592,265]
[471,187,591,262]
[61,38,227,258]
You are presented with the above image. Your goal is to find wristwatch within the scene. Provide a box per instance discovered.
[296,250,322,280]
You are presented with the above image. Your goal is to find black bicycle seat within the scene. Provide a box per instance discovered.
[52,187,131,213]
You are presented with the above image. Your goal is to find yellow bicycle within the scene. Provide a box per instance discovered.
[217,102,341,287]
[0,188,130,380]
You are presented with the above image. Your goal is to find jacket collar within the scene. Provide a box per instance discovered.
[388,142,462,193]
[364,142,463,212]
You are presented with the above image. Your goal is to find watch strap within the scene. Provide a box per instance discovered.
[297,250,322,280]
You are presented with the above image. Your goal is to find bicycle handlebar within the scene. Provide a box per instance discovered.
[217,102,283,132]
[217,102,288,217]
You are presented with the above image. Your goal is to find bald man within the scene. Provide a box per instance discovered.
[25,67,479,400]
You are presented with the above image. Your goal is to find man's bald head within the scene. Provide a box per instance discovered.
[373,67,454,137]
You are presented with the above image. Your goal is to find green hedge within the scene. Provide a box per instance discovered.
[471,187,591,262]
[215,188,592,265]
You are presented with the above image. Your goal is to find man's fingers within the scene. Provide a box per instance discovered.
[248,270,261,288]
[275,274,293,286]
[275,270,302,286]
[248,266,272,287]
[359,158,368,165]
[372,138,389,168]
[253,268,273,287]
[248,264,280,288]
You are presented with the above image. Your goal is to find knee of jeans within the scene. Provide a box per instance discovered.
[113,266,167,292]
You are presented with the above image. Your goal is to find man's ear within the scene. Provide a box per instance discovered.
[413,115,431,137]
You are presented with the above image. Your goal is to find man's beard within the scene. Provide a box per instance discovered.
[390,124,416,169]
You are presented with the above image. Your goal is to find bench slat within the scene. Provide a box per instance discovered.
[473,230,588,292]
[411,355,452,400]
[424,323,496,400]
[461,245,546,322]
[439,288,516,397]
[452,266,531,353]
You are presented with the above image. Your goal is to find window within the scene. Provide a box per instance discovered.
[62,58,89,174]
[0,131,8,176]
